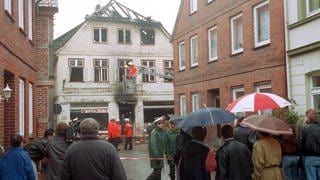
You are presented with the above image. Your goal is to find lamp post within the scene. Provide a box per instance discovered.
[0,84,12,102]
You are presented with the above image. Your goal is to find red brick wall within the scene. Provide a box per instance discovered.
[35,8,57,136]
[172,0,287,114]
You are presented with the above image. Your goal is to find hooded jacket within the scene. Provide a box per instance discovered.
[179,140,210,180]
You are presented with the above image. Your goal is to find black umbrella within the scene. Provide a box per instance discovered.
[177,107,238,128]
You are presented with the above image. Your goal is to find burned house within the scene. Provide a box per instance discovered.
[53,0,173,136]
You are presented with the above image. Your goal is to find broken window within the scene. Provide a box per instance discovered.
[163,60,173,82]
[118,29,131,44]
[93,27,107,43]
[140,29,155,45]
[69,59,84,82]
[141,60,155,82]
[94,59,109,82]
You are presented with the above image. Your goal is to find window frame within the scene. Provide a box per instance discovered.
[190,35,199,67]
[208,26,218,62]
[19,79,25,136]
[178,42,186,70]
[93,27,107,43]
[190,0,198,14]
[192,93,200,112]
[230,13,243,55]
[256,84,272,115]
[310,74,320,112]
[253,0,270,47]
[180,95,187,115]
[69,59,84,82]
[5,0,12,14]
[232,87,245,117]
[306,0,320,16]
[163,60,173,82]
[118,29,131,44]
[141,60,156,83]
[94,59,109,83]
[28,83,33,135]
[117,59,132,82]
[18,0,24,29]
[28,0,33,40]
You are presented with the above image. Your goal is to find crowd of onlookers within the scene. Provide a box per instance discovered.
[0,118,130,180]
[0,109,319,180]
[146,109,320,180]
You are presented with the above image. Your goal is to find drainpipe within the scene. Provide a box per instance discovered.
[283,0,292,106]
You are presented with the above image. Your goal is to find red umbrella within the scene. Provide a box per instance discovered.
[226,92,291,113]
[240,114,293,135]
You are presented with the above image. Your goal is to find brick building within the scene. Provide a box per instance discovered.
[172,0,287,117]
[0,0,57,149]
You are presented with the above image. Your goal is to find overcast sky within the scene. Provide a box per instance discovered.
[53,0,181,38]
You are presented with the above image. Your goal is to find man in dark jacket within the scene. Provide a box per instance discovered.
[216,125,253,180]
[24,128,54,179]
[234,117,256,151]
[47,122,70,180]
[61,118,126,180]
[179,126,210,180]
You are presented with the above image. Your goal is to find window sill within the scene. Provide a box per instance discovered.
[5,10,15,23]
[19,27,27,37]
[254,39,270,48]
[231,49,243,56]
[253,41,271,50]
[190,64,198,69]
[208,57,218,63]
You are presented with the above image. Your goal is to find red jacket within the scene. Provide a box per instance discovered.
[107,121,116,138]
[114,123,122,138]
[125,122,133,137]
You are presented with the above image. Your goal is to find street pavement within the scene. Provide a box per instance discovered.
[40,141,215,180]
[119,141,171,180]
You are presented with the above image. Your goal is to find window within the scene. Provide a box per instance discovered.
[306,0,320,15]
[117,59,132,82]
[231,14,243,54]
[118,29,131,44]
[28,0,32,40]
[19,0,24,29]
[190,35,198,67]
[179,42,186,70]
[232,87,245,117]
[256,84,272,114]
[5,0,12,14]
[94,59,109,82]
[29,83,33,135]
[311,74,320,112]
[208,27,218,61]
[208,0,213,3]
[190,0,197,14]
[141,60,155,83]
[69,59,84,82]
[19,79,25,135]
[180,95,187,115]
[141,29,155,45]
[254,1,270,47]
[192,93,200,112]
[163,60,173,82]
[93,28,107,43]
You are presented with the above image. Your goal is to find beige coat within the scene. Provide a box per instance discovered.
[252,136,283,180]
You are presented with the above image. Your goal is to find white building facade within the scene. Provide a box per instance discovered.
[53,0,173,136]
[285,0,320,114]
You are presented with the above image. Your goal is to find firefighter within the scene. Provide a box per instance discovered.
[127,61,137,78]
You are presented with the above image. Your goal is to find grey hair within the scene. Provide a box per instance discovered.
[80,118,99,135]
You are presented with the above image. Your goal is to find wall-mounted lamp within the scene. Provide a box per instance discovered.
[0,84,12,102]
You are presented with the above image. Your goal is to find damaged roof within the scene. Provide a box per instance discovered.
[53,0,170,52]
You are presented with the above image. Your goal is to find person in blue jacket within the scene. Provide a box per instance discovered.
[0,134,35,180]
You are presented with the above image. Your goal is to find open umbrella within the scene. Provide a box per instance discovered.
[240,114,292,135]
[177,107,238,128]
[226,92,291,113]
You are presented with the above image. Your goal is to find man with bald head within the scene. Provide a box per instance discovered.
[61,118,126,180]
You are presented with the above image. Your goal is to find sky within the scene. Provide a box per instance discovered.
[54,0,181,38]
